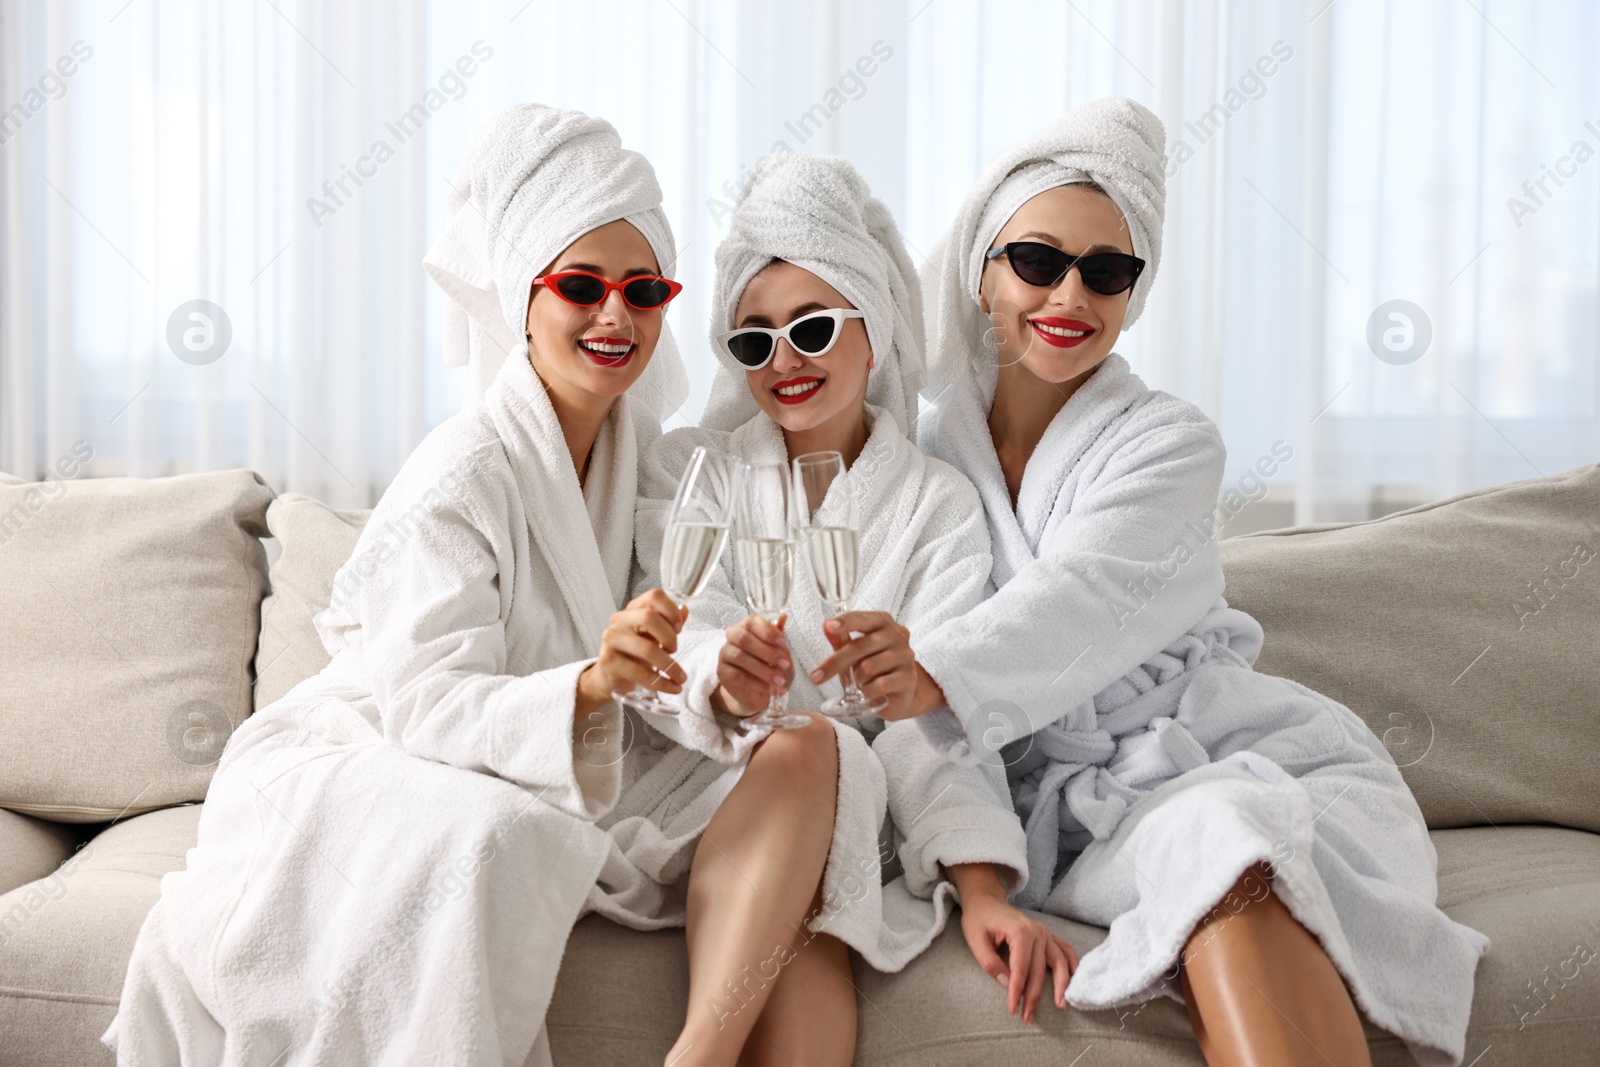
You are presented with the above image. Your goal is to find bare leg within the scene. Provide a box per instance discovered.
[736,881,857,1067]
[666,713,840,1067]
[1178,862,1372,1067]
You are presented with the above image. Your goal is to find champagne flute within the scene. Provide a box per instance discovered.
[731,461,810,730]
[792,451,888,719]
[614,446,730,715]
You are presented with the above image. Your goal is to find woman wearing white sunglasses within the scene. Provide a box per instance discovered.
[586,153,1054,1067]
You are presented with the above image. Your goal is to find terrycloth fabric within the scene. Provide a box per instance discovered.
[423,103,689,422]
[912,353,1491,1067]
[583,406,1028,972]
[699,154,924,436]
[920,97,1165,397]
[102,349,649,1067]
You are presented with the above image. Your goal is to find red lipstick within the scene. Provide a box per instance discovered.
[1029,317,1095,349]
[771,376,823,405]
[577,336,635,367]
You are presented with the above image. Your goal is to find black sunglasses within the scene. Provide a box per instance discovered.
[984,242,1145,296]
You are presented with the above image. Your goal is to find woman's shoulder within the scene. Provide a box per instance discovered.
[639,423,738,500]
[912,449,982,512]
[650,423,736,458]
[1069,387,1226,511]
[861,408,984,533]
[374,409,515,526]
[1113,387,1226,464]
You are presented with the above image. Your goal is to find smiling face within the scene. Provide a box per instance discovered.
[978,183,1135,387]
[734,260,874,437]
[523,218,665,404]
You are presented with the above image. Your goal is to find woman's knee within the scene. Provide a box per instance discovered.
[749,713,838,788]
[1182,860,1281,961]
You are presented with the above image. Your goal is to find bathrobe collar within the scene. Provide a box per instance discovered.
[484,345,638,646]
[958,353,1145,579]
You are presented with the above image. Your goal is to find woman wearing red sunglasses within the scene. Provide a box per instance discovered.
[810,99,1488,1067]
[105,104,699,1067]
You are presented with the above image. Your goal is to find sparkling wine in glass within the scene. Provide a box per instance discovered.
[615,446,730,715]
[732,461,809,730]
[792,451,887,719]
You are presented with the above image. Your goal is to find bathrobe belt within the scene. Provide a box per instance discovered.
[1013,617,1255,847]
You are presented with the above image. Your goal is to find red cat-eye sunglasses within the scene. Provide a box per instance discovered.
[531,271,683,311]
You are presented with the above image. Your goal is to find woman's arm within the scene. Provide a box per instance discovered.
[944,862,1079,1024]
[339,490,627,822]
[819,419,1228,751]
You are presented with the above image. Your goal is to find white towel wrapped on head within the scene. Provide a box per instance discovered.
[920,96,1165,397]
[423,102,689,421]
[700,152,924,436]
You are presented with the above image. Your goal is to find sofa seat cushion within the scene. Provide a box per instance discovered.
[9,816,1585,1065]
[0,808,85,897]
[0,469,274,821]
[545,912,1411,1065]
[548,828,1600,1064]
[1434,825,1600,1062]
[0,804,202,1067]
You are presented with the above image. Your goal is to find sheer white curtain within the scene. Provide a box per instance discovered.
[3,0,1595,517]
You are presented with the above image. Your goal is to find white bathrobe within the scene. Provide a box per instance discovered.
[103,351,646,1067]
[914,355,1491,1067]
[582,405,1029,973]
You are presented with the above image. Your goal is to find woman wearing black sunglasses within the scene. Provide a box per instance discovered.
[812,99,1487,1067]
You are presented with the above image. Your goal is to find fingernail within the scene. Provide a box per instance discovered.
[996,973,1007,986]
[810,669,824,683]
[772,675,784,686]
[777,658,789,669]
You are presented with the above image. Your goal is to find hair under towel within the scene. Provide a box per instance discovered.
[919,97,1165,397]
[700,153,925,436]
[422,103,689,420]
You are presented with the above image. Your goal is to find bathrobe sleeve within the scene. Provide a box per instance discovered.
[880,463,1029,898]
[915,415,1228,758]
[629,427,770,765]
[324,473,621,822]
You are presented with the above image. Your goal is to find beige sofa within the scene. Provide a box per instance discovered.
[2,462,1598,1065]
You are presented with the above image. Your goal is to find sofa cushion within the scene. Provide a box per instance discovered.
[546,828,1600,1065]
[1433,825,1600,1062]
[0,804,201,1066]
[0,808,85,897]
[1220,462,1600,833]
[11,817,1583,1066]
[0,470,274,822]
[544,913,1413,1065]
[254,493,371,711]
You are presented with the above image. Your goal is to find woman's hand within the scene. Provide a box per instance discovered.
[807,610,919,719]
[946,863,1078,1023]
[577,589,687,718]
[712,614,794,717]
